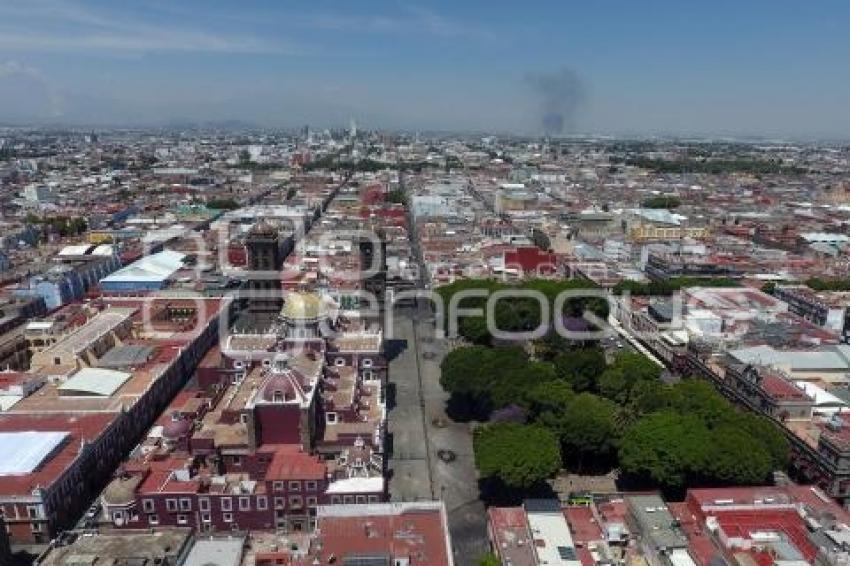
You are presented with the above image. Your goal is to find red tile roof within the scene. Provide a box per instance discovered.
[265,445,326,481]
[0,412,117,495]
[316,506,450,566]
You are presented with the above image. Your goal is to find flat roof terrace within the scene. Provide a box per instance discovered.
[11,343,182,413]
[37,307,136,358]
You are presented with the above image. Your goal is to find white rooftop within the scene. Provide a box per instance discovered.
[0,431,69,475]
[800,232,850,243]
[59,367,132,396]
[0,395,22,411]
[181,537,244,566]
[58,244,93,256]
[729,345,850,372]
[325,476,384,494]
[100,249,186,284]
[526,500,581,566]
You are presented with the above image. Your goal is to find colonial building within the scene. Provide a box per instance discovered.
[101,291,387,534]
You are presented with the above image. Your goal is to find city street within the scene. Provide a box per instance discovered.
[387,305,488,565]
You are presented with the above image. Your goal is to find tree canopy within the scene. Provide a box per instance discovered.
[617,381,788,494]
[474,423,561,490]
[642,195,681,209]
[805,277,850,292]
[536,393,619,470]
[440,346,540,419]
[436,278,607,345]
[553,347,606,392]
[612,277,740,296]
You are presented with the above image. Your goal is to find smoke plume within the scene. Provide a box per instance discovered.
[526,67,585,135]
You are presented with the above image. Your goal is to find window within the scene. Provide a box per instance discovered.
[223,512,233,523]
[148,514,159,525]
[306,481,317,491]
[331,495,341,504]
[356,495,366,504]
[362,358,373,368]
[240,413,249,424]
[273,481,284,492]
[27,506,39,518]
[363,370,374,380]
[257,496,268,511]
[306,496,318,507]
[335,357,345,366]
[199,498,210,512]
[179,498,191,512]
[326,412,337,424]
[165,499,178,512]
[142,499,155,513]
[201,513,211,523]
[289,496,303,509]
[234,360,244,369]
[239,496,251,511]
[220,497,232,511]
[368,495,379,503]
[343,495,354,504]
[177,514,188,525]
[289,481,301,492]
[274,497,285,509]
[31,522,41,532]
[54,357,61,366]
[232,455,242,466]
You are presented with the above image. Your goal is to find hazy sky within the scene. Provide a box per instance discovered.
[1,0,850,138]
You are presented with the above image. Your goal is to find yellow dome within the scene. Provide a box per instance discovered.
[281,292,327,320]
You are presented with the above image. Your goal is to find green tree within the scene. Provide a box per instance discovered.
[598,352,661,404]
[598,366,630,403]
[526,380,574,419]
[478,554,501,566]
[618,411,710,489]
[387,188,406,204]
[642,195,682,209]
[628,380,673,416]
[474,423,561,490]
[553,347,606,392]
[458,317,491,345]
[490,361,557,410]
[537,393,618,470]
[440,346,544,419]
[668,380,732,427]
[207,198,240,210]
[702,426,773,484]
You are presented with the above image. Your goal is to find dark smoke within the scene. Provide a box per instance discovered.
[526,68,585,135]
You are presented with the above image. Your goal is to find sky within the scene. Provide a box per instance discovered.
[1,0,850,138]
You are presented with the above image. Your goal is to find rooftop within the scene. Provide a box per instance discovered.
[100,249,186,284]
[0,412,117,494]
[58,367,133,397]
[312,502,452,566]
[37,528,192,566]
[0,431,69,475]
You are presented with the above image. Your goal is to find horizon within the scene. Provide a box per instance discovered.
[2,1,850,139]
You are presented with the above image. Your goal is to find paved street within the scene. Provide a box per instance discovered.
[387,312,433,502]
[388,305,488,565]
